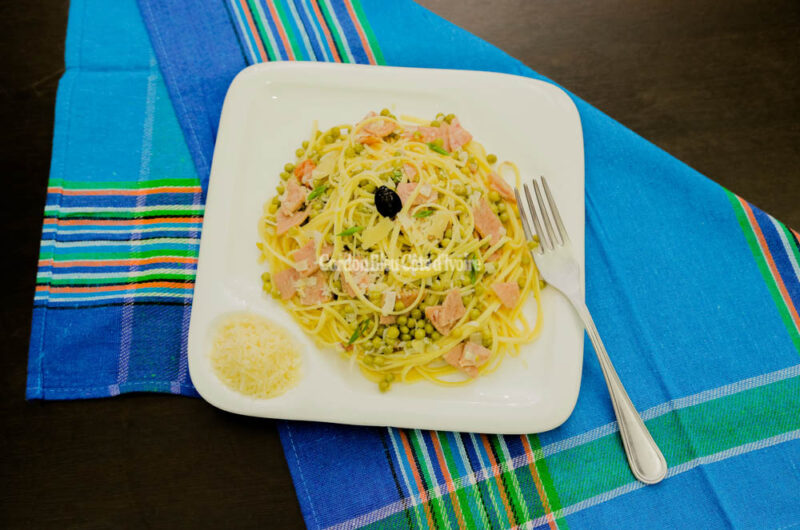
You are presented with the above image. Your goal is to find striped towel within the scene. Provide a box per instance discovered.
[30,0,800,527]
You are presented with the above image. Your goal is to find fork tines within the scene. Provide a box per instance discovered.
[515,177,569,252]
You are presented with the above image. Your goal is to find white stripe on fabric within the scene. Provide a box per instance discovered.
[252,0,282,60]
[325,367,800,530]
[228,0,260,63]
[770,216,800,284]
[320,0,354,62]
[285,0,316,60]
[299,0,332,61]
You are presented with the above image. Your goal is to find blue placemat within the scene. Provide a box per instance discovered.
[29,0,800,527]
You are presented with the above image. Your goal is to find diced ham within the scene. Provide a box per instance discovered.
[398,290,418,307]
[396,182,438,207]
[443,343,464,367]
[294,159,316,187]
[274,268,300,300]
[355,111,396,143]
[276,208,309,235]
[341,257,374,298]
[280,177,306,215]
[488,172,515,202]
[492,282,521,309]
[446,118,472,151]
[379,315,396,325]
[402,163,418,179]
[299,271,331,305]
[473,198,506,245]
[485,250,501,263]
[291,240,332,277]
[403,126,443,145]
[424,288,466,335]
[442,341,490,378]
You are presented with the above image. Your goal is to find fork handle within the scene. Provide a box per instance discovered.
[574,303,668,484]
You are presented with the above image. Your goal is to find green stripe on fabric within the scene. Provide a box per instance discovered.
[49,178,200,190]
[408,431,450,529]
[272,0,304,60]
[246,0,278,60]
[349,0,385,65]
[528,434,569,528]
[490,436,528,525]
[546,374,800,508]
[727,192,800,352]
[437,433,488,528]
[779,222,800,275]
[316,0,349,63]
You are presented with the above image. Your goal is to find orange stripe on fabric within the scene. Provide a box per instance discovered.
[265,0,295,60]
[40,257,198,268]
[37,281,193,293]
[237,0,269,61]
[741,198,800,329]
[479,434,516,526]
[520,435,558,530]
[48,186,202,196]
[310,0,341,62]
[429,432,466,529]
[397,430,437,529]
[341,0,376,64]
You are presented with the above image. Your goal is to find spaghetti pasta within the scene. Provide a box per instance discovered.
[258,110,543,391]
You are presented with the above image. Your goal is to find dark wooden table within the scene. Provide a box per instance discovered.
[1,1,797,527]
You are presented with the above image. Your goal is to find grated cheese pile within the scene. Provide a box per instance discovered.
[210,313,302,399]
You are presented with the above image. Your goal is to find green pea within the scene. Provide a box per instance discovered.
[470,308,480,320]
[380,108,391,116]
[406,318,416,328]
[411,308,422,319]
[499,212,510,223]
[386,373,396,382]
[386,326,400,339]
[497,202,507,213]
[440,238,451,247]
[487,154,497,164]
[430,120,441,127]
[482,336,492,347]
[489,190,501,203]
[284,163,295,173]
[345,146,356,158]
[365,183,376,193]
[276,184,285,194]
[397,315,408,326]
[268,203,278,214]
[401,333,411,341]
[280,171,290,181]
[415,319,426,329]
[517,277,526,289]
[330,127,340,138]
[400,326,410,334]
[272,196,280,205]
[431,331,442,341]
[371,336,382,348]
[444,228,453,239]
[354,143,365,154]
[302,140,309,149]
[379,380,390,392]
[444,113,455,124]
[394,300,405,311]
[373,355,386,366]
[414,329,426,339]
[490,203,499,214]
[323,134,334,144]
[295,148,305,158]
[424,323,434,334]
[364,354,375,365]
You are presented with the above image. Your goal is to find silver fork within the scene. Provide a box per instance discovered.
[515,177,667,485]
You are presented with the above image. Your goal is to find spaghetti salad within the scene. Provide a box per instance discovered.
[258,110,543,391]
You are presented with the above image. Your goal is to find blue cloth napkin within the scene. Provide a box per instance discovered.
[30,0,800,527]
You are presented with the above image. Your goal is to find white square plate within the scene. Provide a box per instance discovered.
[188,62,584,434]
